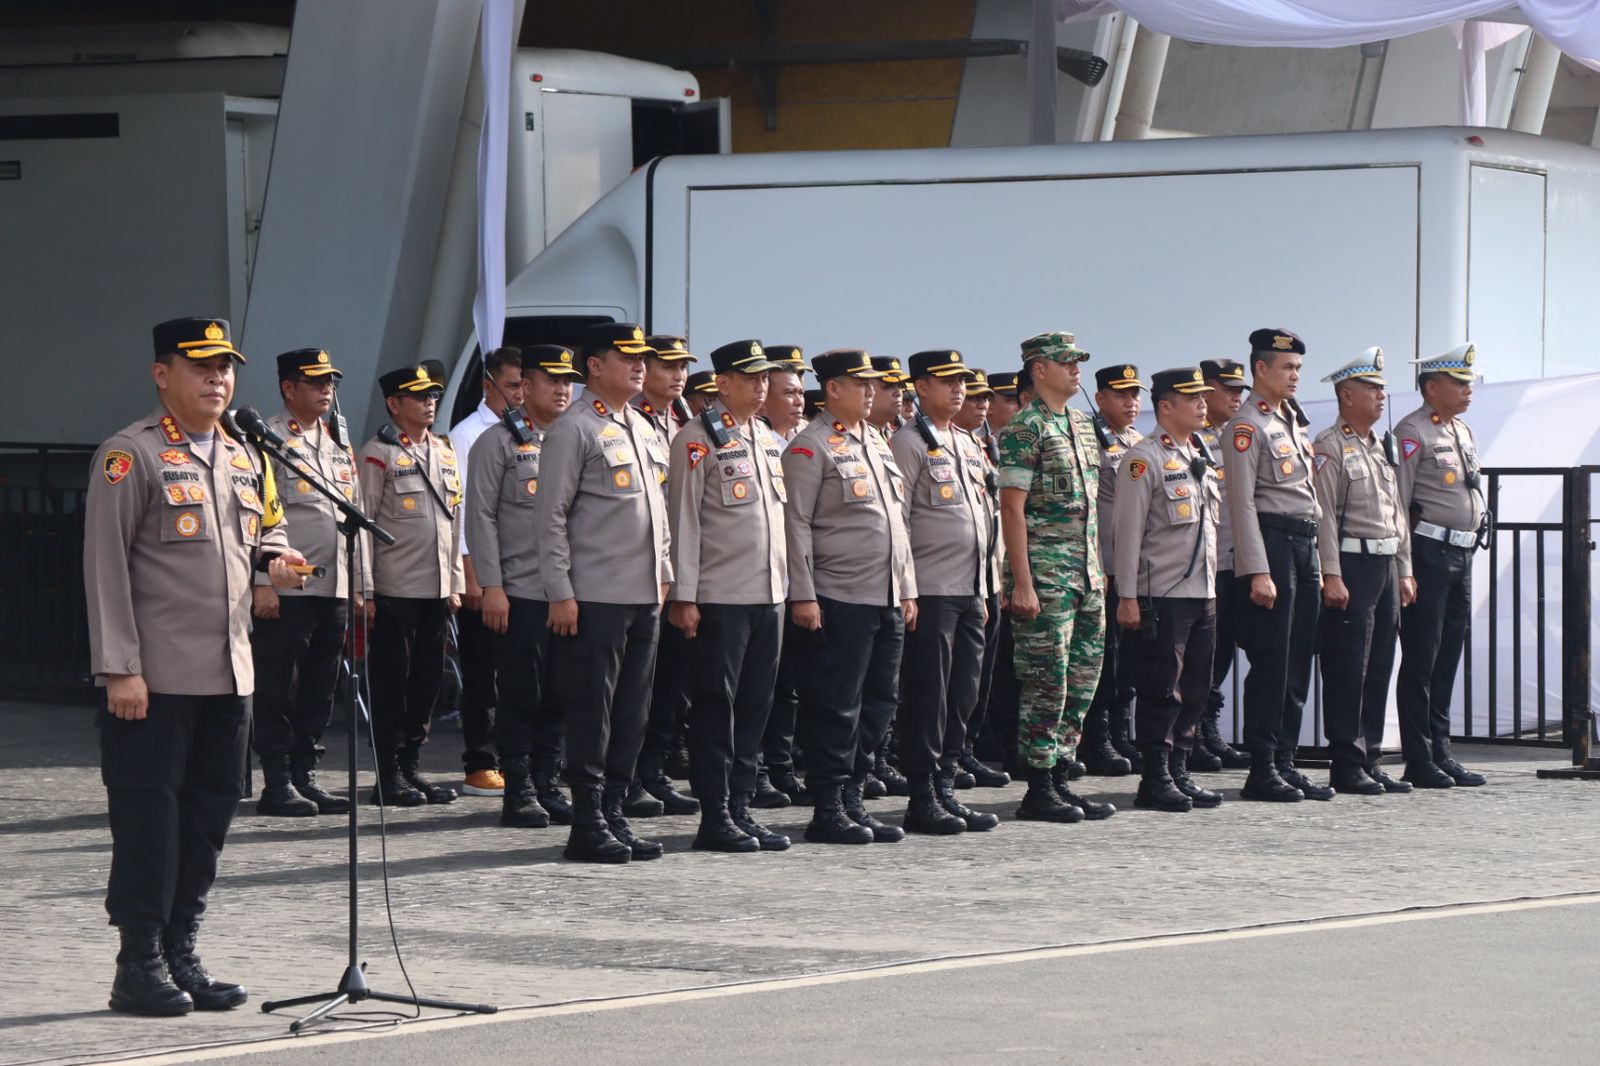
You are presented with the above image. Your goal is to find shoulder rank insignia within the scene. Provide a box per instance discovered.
[592,399,609,416]
[158,415,184,443]
[720,411,736,429]
[287,419,303,436]
[1340,423,1354,436]
[103,450,133,485]
[1256,400,1271,414]
[1159,433,1175,448]
[1429,412,1442,425]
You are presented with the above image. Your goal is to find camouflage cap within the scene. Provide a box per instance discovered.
[1020,330,1090,364]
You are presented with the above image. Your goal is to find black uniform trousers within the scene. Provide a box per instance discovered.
[1397,539,1472,765]
[1206,569,1240,734]
[686,603,784,802]
[1235,519,1321,758]
[965,592,1003,754]
[551,602,660,788]
[453,605,498,773]
[1319,552,1400,774]
[100,693,250,929]
[249,595,346,760]
[897,594,986,775]
[368,596,451,755]
[1128,597,1216,751]
[1090,577,1138,732]
[641,622,692,764]
[986,615,1021,760]
[762,617,804,773]
[492,597,563,762]
[796,596,905,789]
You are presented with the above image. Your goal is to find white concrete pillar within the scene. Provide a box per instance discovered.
[1112,28,1169,141]
[1027,0,1058,144]
[1508,34,1561,134]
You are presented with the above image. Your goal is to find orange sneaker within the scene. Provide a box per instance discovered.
[462,769,505,796]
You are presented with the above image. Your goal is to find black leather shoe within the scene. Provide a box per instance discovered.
[843,778,904,842]
[874,754,911,796]
[862,772,889,799]
[258,754,318,817]
[904,775,967,835]
[958,751,1011,788]
[289,752,350,814]
[1051,764,1115,819]
[399,750,457,804]
[499,756,550,828]
[1168,750,1221,809]
[642,771,701,814]
[368,752,425,807]
[563,785,631,863]
[693,803,760,853]
[935,771,1000,830]
[751,769,793,809]
[603,784,664,859]
[803,785,874,844]
[1277,764,1335,801]
[1330,767,1385,796]
[1370,767,1414,793]
[621,780,666,817]
[110,925,193,1016]
[1439,758,1487,787]
[1016,766,1085,822]
[767,767,812,806]
[1402,761,1456,789]
[1240,759,1304,802]
[161,922,247,1011]
[534,757,574,825]
[731,794,791,850]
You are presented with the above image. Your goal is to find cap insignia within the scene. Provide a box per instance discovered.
[1272,334,1293,350]
[204,322,224,342]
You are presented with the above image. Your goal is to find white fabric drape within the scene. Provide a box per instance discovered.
[472,0,515,354]
[1055,1,1600,58]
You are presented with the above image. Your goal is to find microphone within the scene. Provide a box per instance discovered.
[233,405,288,448]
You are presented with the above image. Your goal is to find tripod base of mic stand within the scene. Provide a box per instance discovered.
[261,962,499,1033]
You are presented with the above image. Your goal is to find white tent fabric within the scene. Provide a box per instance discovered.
[472,0,515,354]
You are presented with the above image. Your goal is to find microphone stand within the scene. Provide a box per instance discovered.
[247,424,497,1032]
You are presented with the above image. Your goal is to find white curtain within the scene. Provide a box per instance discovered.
[1055,1,1600,58]
[472,0,515,354]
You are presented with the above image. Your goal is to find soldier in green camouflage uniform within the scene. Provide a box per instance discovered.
[997,331,1117,823]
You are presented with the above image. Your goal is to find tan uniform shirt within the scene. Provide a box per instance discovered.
[358,428,465,599]
[256,410,367,598]
[782,414,916,606]
[890,421,994,598]
[667,402,787,605]
[1223,391,1321,577]
[1195,420,1235,571]
[632,396,686,443]
[1096,424,1143,578]
[534,396,673,605]
[85,408,289,695]
[1312,417,1412,579]
[1112,430,1219,599]
[1394,403,1484,533]
[463,420,547,600]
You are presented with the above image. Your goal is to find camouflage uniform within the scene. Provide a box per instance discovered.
[998,395,1105,769]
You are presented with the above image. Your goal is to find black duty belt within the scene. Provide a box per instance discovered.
[1258,513,1318,538]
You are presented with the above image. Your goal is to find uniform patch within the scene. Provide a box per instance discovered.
[613,469,633,489]
[613,449,632,464]
[1401,438,1421,460]
[297,481,312,495]
[102,450,134,485]
[396,455,413,467]
[1313,452,1330,473]
[1276,443,1291,456]
[1280,459,1294,476]
[1444,470,1457,485]
[245,514,259,539]
[1163,458,1182,471]
[336,467,352,482]
[239,487,260,508]
[1176,502,1193,519]
[365,456,387,470]
[600,425,622,439]
[1127,459,1148,480]
[791,447,814,458]
[850,480,870,498]
[939,485,955,500]
[686,441,709,469]
[731,480,750,500]
[1173,484,1190,498]
[166,485,186,504]
[1233,428,1254,452]
[229,453,252,471]
[525,478,538,497]
[401,496,418,511]
[186,485,205,502]
[174,511,201,538]
[159,449,189,466]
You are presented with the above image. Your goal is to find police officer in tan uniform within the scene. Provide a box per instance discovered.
[466,345,585,829]
[535,323,674,863]
[667,339,792,852]
[248,348,365,819]
[1195,358,1251,770]
[86,317,307,1016]
[1394,343,1490,788]
[891,350,1001,835]
[1112,369,1223,813]
[1312,349,1416,796]
[1224,328,1333,803]
[684,370,718,416]
[783,349,917,845]
[636,334,696,439]
[358,366,465,808]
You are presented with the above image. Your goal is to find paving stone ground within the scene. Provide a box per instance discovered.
[1,699,1594,1066]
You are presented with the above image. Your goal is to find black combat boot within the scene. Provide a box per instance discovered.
[1079,706,1133,776]
[1108,702,1143,771]
[1200,696,1253,768]
[1330,763,1385,796]
[639,751,700,814]
[665,737,693,780]
[1240,749,1304,802]
[621,778,666,817]
[399,746,457,804]
[1134,749,1193,812]
[161,920,247,1010]
[873,750,911,797]
[935,769,1000,831]
[1016,765,1085,822]
[730,793,791,850]
[693,798,760,852]
[767,765,812,806]
[257,753,317,817]
[602,783,665,860]
[751,767,793,809]
[903,773,967,835]
[1276,753,1335,801]
[109,925,192,1016]
[1050,763,1116,819]
[533,755,574,824]
[843,777,905,842]
[289,750,350,814]
[368,749,425,807]
[1168,749,1222,808]
[1065,756,1086,780]
[804,783,874,845]
[499,755,550,828]
[958,749,1011,788]
[563,784,631,863]
[1186,734,1224,772]
[862,772,889,799]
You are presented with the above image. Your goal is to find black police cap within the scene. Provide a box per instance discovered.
[379,366,443,397]
[1094,364,1145,392]
[523,344,584,378]
[686,370,717,395]
[987,371,1019,396]
[764,344,806,372]
[581,322,653,358]
[152,316,245,363]
[644,335,696,362]
[1149,367,1214,399]
[709,339,782,374]
[1248,328,1305,355]
[907,349,975,380]
[1200,358,1247,385]
[276,348,342,381]
[870,355,908,383]
[804,388,826,413]
[812,349,885,382]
